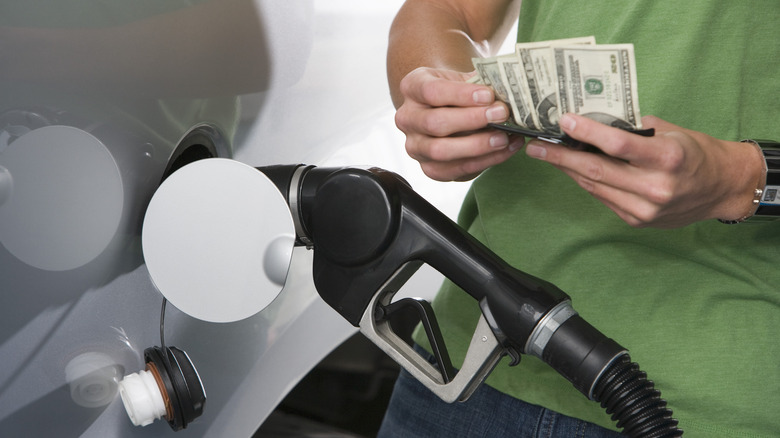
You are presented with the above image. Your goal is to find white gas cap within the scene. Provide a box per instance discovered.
[142,158,295,322]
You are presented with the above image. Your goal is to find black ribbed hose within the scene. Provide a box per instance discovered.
[541,314,684,438]
[592,355,683,437]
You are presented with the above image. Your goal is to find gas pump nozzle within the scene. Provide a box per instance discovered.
[257,164,627,403]
[142,159,680,436]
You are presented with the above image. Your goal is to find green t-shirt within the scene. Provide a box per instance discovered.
[418,2,780,437]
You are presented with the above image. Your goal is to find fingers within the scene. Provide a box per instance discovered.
[526,139,666,199]
[397,67,511,136]
[418,140,523,181]
[525,113,718,228]
[400,67,496,108]
[557,113,661,165]
[395,67,520,181]
[406,126,520,159]
[554,163,670,227]
[395,101,510,138]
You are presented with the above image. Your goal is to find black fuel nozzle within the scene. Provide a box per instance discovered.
[256,165,620,388]
[256,164,682,437]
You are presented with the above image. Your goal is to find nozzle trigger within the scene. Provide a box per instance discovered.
[376,297,455,383]
[359,263,506,403]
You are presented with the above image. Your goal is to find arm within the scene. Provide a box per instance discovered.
[524,113,766,228]
[387,0,524,181]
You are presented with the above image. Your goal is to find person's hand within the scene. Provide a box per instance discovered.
[524,113,765,228]
[394,66,524,181]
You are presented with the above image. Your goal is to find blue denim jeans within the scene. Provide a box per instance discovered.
[377,351,623,438]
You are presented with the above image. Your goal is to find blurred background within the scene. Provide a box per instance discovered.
[0,1,514,436]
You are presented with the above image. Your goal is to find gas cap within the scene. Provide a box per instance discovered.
[142,158,295,322]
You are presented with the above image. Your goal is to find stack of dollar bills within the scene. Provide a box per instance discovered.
[471,36,643,136]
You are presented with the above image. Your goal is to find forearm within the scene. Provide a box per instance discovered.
[387,0,520,107]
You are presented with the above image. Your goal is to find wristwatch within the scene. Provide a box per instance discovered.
[720,139,780,223]
[754,140,780,218]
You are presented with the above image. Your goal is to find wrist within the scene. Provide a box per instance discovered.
[718,139,780,224]
[750,140,780,219]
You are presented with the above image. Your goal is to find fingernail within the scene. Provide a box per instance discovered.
[473,89,492,105]
[489,132,509,148]
[525,142,547,159]
[560,113,576,131]
[508,137,524,152]
[486,104,508,123]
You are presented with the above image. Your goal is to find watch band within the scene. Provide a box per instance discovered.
[753,141,780,218]
[719,139,780,223]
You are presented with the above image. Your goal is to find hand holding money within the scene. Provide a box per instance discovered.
[472,36,643,136]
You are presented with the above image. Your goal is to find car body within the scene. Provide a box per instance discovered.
[0,1,474,436]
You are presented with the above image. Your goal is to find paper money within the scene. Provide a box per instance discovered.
[466,73,483,84]
[516,36,595,132]
[497,56,536,128]
[554,44,642,131]
[472,56,511,104]
[473,55,536,128]
[471,36,643,135]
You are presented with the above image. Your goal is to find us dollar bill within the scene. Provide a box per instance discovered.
[472,56,512,105]
[466,73,483,85]
[470,36,643,135]
[473,54,538,128]
[497,56,536,128]
[515,36,595,132]
[554,44,642,131]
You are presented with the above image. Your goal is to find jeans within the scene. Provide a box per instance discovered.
[377,348,623,438]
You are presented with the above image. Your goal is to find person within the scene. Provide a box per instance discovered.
[378,1,780,437]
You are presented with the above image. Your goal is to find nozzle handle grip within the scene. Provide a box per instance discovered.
[257,165,626,400]
[283,166,571,349]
